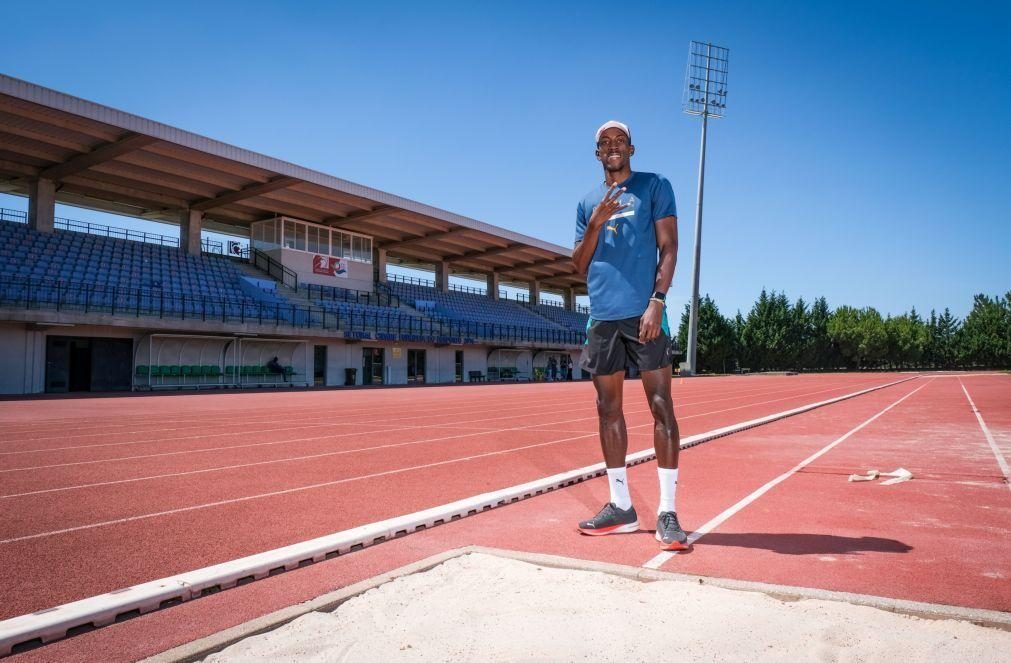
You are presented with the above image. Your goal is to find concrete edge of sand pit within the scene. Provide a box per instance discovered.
[143,545,1011,662]
[139,547,470,663]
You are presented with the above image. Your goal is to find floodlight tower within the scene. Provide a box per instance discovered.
[682,41,729,376]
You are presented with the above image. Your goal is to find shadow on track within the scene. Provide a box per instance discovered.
[691,532,913,555]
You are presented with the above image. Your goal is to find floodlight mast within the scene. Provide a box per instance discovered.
[682,41,728,376]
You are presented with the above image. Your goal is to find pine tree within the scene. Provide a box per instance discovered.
[958,294,1009,368]
[935,308,960,368]
[809,296,834,369]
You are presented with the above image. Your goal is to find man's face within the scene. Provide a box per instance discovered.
[596,127,634,172]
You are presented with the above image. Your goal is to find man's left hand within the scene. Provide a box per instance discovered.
[638,300,664,343]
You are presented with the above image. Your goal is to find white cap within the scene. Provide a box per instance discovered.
[595,120,631,143]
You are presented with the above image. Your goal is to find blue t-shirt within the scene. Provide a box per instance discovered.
[575,172,677,321]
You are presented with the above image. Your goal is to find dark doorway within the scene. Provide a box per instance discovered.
[407,349,426,384]
[362,347,384,385]
[454,350,464,383]
[69,340,92,391]
[45,337,70,392]
[314,345,327,386]
[46,336,133,393]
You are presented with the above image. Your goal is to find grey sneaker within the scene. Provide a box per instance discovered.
[655,511,689,550]
[578,503,639,536]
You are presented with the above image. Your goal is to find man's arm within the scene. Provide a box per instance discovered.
[638,215,678,343]
[572,231,601,276]
[653,215,678,294]
[572,184,629,275]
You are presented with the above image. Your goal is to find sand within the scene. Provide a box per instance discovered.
[204,553,1009,662]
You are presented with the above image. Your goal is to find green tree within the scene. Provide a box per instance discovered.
[808,296,836,369]
[741,290,795,370]
[828,306,861,368]
[957,294,1010,368]
[732,311,747,370]
[677,295,736,373]
[859,308,889,367]
[791,297,814,369]
[928,308,960,368]
[885,311,929,368]
[829,306,888,369]
[908,307,930,368]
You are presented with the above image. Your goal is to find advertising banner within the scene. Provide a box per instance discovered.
[312,254,348,278]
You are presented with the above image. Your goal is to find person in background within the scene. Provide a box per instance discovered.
[266,356,287,382]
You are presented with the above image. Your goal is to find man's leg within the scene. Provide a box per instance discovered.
[593,370,628,468]
[640,367,688,549]
[640,367,679,469]
[577,370,639,534]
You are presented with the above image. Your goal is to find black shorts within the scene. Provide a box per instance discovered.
[579,316,674,376]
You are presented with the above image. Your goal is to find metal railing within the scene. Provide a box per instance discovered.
[388,273,436,288]
[1,208,224,254]
[498,289,529,302]
[449,282,486,295]
[301,282,400,308]
[251,248,298,290]
[0,275,586,346]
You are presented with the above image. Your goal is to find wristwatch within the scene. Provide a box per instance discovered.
[650,291,666,304]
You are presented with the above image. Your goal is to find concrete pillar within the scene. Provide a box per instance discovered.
[373,247,388,283]
[487,272,500,300]
[529,280,541,306]
[435,261,450,292]
[28,178,56,233]
[563,287,576,311]
[179,209,203,255]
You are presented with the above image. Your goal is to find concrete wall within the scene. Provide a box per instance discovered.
[0,323,142,394]
[487,349,533,376]
[320,342,491,386]
[0,323,38,394]
[0,318,581,393]
[276,248,373,291]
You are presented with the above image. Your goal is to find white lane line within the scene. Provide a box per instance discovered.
[0,375,763,441]
[0,431,604,545]
[1,379,893,493]
[3,378,889,474]
[0,396,598,455]
[960,379,1011,490]
[1,377,915,542]
[0,377,879,452]
[929,373,1008,379]
[0,397,744,499]
[642,378,932,570]
[0,390,592,445]
[0,377,916,656]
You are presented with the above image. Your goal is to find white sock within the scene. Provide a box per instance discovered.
[606,467,632,510]
[658,467,679,514]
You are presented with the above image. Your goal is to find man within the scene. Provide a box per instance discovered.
[266,356,287,382]
[572,120,688,550]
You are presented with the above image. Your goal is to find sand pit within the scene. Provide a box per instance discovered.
[204,553,1009,662]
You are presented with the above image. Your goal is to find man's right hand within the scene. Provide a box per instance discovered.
[588,183,630,229]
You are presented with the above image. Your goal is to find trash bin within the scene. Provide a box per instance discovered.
[344,368,357,386]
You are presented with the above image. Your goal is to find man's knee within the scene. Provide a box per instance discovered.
[596,396,623,424]
[647,392,674,426]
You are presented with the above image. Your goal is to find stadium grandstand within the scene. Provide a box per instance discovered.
[0,74,591,394]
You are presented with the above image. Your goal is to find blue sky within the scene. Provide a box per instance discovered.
[1,1,1008,319]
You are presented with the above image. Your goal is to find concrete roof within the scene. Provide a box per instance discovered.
[0,74,583,291]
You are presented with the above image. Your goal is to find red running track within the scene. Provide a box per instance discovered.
[2,373,1008,662]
